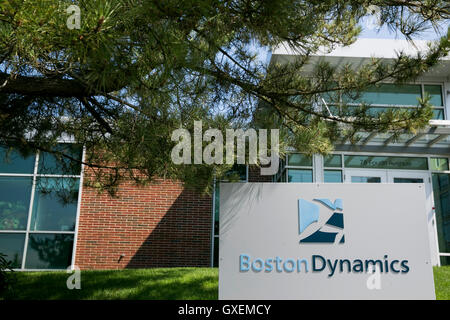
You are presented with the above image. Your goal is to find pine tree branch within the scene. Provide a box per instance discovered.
[0,72,127,97]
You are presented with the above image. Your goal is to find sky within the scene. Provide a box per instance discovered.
[358,16,449,40]
[259,15,449,67]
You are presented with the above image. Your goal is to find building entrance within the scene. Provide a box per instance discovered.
[345,169,439,265]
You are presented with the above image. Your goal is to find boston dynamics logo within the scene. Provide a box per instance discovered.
[298,199,344,244]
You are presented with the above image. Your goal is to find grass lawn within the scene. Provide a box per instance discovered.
[3,268,218,300]
[1,266,449,300]
[434,266,450,300]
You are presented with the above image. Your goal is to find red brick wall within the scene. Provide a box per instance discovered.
[248,165,274,182]
[75,177,212,270]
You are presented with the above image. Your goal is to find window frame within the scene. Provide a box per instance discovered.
[284,153,314,183]
[326,151,450,178]
[323,154,344,183]
[0,143,84,271]
[324,82,446,120]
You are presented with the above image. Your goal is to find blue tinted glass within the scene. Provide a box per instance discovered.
[345,106,421,118]
[432,109,445,120]
[214,183,219,235]
[424,85,443,106]
[0,147,35,174]
[393,178,423,183]
[432,174,450,255]
[288,169,313,182]
[322,88,340,104]
[324,155,342,167]
[25,233,74,269]
[31,178,79,231]
[287,154,313,166]
[365,107,443,119]
[441,256,450,266]
[0,233,25,268]
[277,170,286,182]
[38,144,82,175]
[367,107,417,117]
[430,158,449,171]
[213,237,219,268]
[351,176,381,183]
[344,84,421,105]
[0,177,32,230]
[324,170,342,183]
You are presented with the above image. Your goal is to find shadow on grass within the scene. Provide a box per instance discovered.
[6,266,450,300]
[3,268,218,300]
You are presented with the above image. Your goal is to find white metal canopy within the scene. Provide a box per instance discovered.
[335,120,450,156]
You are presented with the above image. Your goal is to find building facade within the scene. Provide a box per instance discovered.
[0,39,449,270]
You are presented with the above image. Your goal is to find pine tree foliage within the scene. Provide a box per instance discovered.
[0,0,448,192]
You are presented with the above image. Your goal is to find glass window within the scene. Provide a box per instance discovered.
[321,82,340,104]
[213,237,219,268]
[277,170,287,182]
[365,107,415,117]
[339,84,445,119]
[25,233,74,269]
[393,178,424,183]
[441,256,450,266]
[424,85,443,107]
[30,178,79,231]
[274,158,286,182]
[346,106,443,120]
[344,155,428,170]
[432,174,450,260]
[288,169,313,182]
[343,84,422,106]
[38,144,82,175]
[430,158,449,171]
[214,183,219,236]
[0,177,33,230]
[0,147,35,174]
[324,155,342,168]
[0,144,81,270]
[351,176,381,183]
[324,170,343,183]
[432,109,445,120]
[287,154,313,167]
[0,233,25,268]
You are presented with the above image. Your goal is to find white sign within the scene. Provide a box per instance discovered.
[219,183,435,299]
